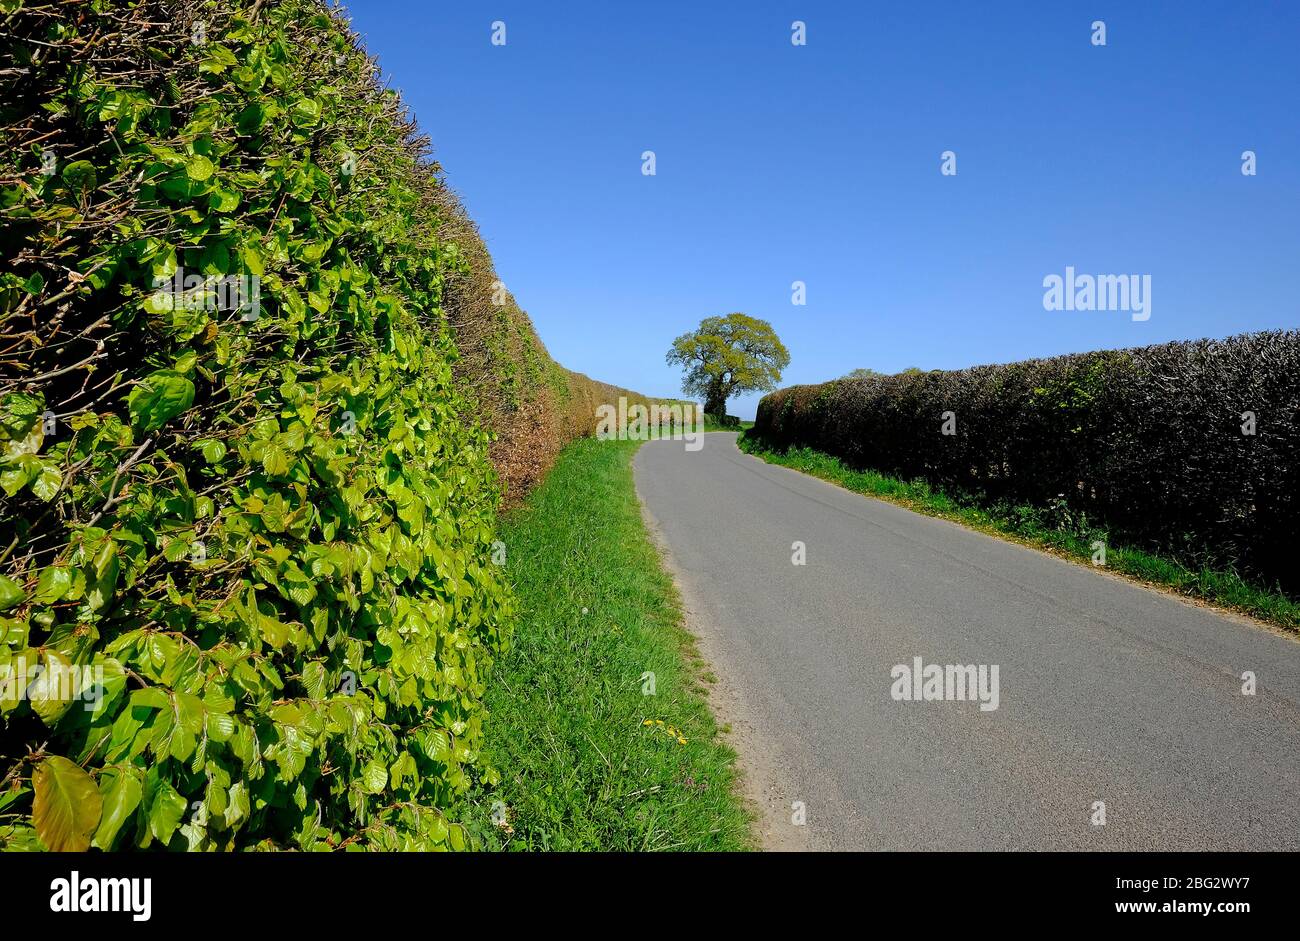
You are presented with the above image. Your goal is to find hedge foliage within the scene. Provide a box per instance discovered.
[753,332,1300,593]
[0,0,662,851]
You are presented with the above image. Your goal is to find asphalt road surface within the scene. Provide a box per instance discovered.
[634,433,1300,850]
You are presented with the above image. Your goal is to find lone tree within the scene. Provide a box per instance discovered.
[666,313,790,416]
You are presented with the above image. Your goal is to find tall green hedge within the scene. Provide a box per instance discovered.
[753,332,1300,593]
[1,0,513,850]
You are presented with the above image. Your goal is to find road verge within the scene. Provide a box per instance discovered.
[739,434,1300,634]
[469,438,753,850]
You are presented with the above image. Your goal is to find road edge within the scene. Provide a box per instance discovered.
[738,438,1300,645]
[633,455,810,852]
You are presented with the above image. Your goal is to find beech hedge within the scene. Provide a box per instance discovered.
[753,332,1300,592]
[0,0,522,850]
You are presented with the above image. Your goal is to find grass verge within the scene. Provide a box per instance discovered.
[739,434,1300,633]
[467,438,752,850]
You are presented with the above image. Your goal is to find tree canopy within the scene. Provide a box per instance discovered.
[666,313,790,415]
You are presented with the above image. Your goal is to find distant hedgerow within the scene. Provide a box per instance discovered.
[752,333,1300,594]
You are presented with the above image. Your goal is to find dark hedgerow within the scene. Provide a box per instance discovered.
[752,332,1300,595]
[0,0,524,851]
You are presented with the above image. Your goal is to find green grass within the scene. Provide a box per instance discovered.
[739,434,1300,633]
[466,438,752,850]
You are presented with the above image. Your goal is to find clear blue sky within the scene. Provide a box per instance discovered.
[346,1,1299,419]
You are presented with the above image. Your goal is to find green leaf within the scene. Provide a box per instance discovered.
[30,463,61,502]
[61,160,98,195]
[85,658,126,722]
[261,443,290,476]
[150,246,177,280]
[127,369,195,432]
[0,574,24,611]
[28,651,77,725]
[428,815,448,843]
[129,686,170,711]
[4,423,43,461]
[0,391,41,443]
[235,103,267,135]
[160,173,196,201]
[1,650,39,712]
[2,460,35,497]
[447,822,467,851]
[199,439,227,463]
[206,712,236,742]
[146,776,188,845]
[239,242,265,276]
[141,290,173,315]
[32,755,103,852]
[185,154,215,182]
[31,566,72,606]
[302,661,328,700]
[85,539,120,612]
[199,44,238,75]
[291,97,321,127]
[259,610,289,650]
[223,781,250,828]
[173,350,198,376]
[92,768,142,850]
[0,786,29,815]
[360,760,387,794]
[200,241,230,276]
[151,690,202,764]
[210,187,240,212]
